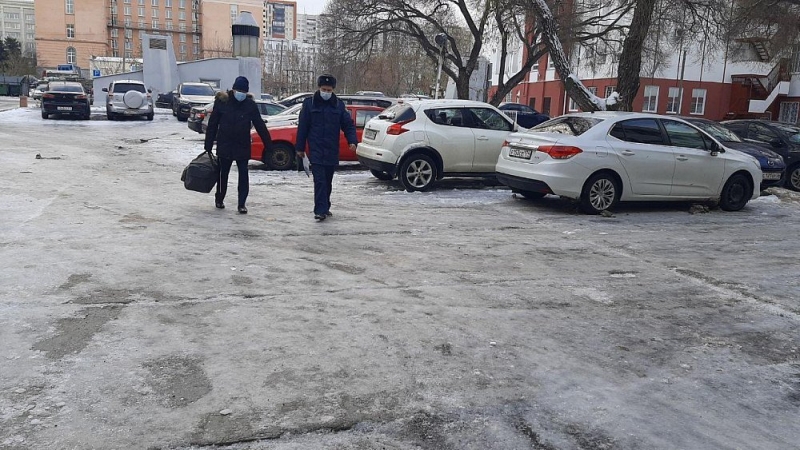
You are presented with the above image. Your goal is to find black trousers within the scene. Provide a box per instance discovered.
[311,163,336,215]
[216,157,249,208]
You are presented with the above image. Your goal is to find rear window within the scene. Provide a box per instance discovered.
[113,83,146,93]
[529,116,603,136]
[378,104,416,123]
[181,84,215,96]
[50,84,84,93]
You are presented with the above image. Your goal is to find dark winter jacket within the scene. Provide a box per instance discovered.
[204,91,271,161]
[295,92,358,166]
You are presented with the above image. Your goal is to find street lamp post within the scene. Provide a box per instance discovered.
[433,33,447,100]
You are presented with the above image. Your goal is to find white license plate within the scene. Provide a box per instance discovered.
[57,106,72,111]
[364,129,377,140]
[509,147,533,159]
[763,172,781,180]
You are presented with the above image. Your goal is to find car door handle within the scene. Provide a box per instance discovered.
[621,150,635,156]
[676,155,689,161]
[476,136,489,141]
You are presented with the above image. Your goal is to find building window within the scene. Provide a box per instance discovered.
[192,34,199,43]
[125,40,132,50]
[778,102,799,124]
[125,51,132,59]
[124,6,131,15]
[66,0,74,14]
[152,0,158,5]
[152,20,159,29]
[66,46,76,63]
[138,0,144,4]
[179,0,185,8]
[179,23,186,31]
[26,13,35,21]
[179,11,185,20]
[179,33,186,42]
[604,85,615,99]
[180,44,186,53]
[166,21,173,30]
[138,6,144,16]
[191,0,197,10]
[690,89,706,115]
[111,38,118,48]
[666,87,682,114]
[230,5,238,22]
[138,20,145,28]
[152,9,158,18]
[165,0,172,6]
[124,18,131,26]
[111,28,118,37]
[165,9,171,19]
[125,28,132,38]
[66,24,75,38]
[124,0,130,3]
[542,97,551,116]
[588,86,598,97]
[193,44,199,54]
[642,85,659,112]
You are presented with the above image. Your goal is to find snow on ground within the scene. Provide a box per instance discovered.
[2,105,800,450]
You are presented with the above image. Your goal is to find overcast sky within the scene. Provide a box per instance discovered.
[297,0,328,14]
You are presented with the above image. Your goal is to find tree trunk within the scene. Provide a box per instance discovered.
[528,0,599,111]
[610,0,657,111]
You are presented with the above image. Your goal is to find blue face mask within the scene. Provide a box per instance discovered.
[319,91,332,101]
[234,91,246,102]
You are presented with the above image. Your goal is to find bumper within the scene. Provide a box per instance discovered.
[760,170,784,188]
[188,119,204,133]
[356,143,400,175]
[108,105,153,116]
[496,173,553,194]
[43,103,89,115]
[357,155,397,175]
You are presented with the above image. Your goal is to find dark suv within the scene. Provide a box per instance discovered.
[721,120,800,191]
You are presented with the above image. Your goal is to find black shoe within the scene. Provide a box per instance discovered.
[215,201,225,209]
[314,214,326,221]
[238,206,248,214]
[324,211,333,217]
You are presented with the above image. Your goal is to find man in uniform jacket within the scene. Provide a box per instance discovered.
[205,76,272,214]
[295,74,358,221]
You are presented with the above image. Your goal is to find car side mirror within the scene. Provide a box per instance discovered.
[102,88,108,92]
[710,142,721,156]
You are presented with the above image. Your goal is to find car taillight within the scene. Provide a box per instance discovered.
[539,145,583,159]
[386,119,413,135]
[502,140,510,147]
[43,93,55,99]
[198,113,205,119]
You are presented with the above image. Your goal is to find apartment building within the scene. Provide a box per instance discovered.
[201,0,263,58]
[0,0,35,56]
[264,0,295,40]
[296,12,317,45]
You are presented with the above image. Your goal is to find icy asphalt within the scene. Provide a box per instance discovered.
[1,105,799,450]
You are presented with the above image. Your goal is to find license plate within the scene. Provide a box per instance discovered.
[57,106,72,111]
[364,129,377,140]
[509,147,533,159]
[763,172,781,180]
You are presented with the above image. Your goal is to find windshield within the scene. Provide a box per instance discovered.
[181,84,215,96]
[50,84,84,93]
[689,120,742,142]
[529,116,603,136]
[774,123,800,144]
[113,83,146,93]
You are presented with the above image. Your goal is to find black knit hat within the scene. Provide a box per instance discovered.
[232,76,249,92]
[317,74,336,89]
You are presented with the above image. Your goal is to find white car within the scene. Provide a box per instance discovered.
[495,112,762,214]
[103,80,154,121]
[356,99,518,191]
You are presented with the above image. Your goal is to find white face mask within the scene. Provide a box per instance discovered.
[233,91,246,102]
[319,91,332,101]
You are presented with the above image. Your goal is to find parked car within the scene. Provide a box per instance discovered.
[155,90,176,109]
[495,112,762,214]
[684,117,785,189]
[498,102,550,129]
[721,119,800,191]
[251,104,384,171]
[278,92,313,107]
[338,95,396,108]
[172,82,216,121]
[102,80,154,121]
[400,93,432,100]
[32,81,48,101]
[355,90,386,97]
[189,99,286,134]
[41,81,91,120]
[356,99,519,191]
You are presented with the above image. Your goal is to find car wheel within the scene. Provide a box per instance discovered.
[580,172,619,214]
[146,112,154,121]
[177,112,188,122]
[719,173,753,211]
[83,109,91,120]
[518,190,546,200]
[264,143,295,171]
[399,154,437,192]
[41,111,48,119]
[370,169,393,180]
[786,165,800,192]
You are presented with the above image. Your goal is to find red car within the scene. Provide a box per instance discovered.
[251,104,384,170]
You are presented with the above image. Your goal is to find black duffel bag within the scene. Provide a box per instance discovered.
[181,151,219,193]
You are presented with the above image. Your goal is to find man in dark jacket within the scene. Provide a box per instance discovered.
[295,74,358,221]
[205,76,271,214]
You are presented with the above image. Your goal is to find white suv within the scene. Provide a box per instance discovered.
[356,99,518,191]
[103,80,154,121]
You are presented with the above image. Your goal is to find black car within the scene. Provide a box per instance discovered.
[155,90,176,109]
[278,92,313,107]
[498,102,550,129]
[41,81,91,120]
[685,118,786,189]
[721,119,800,191]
